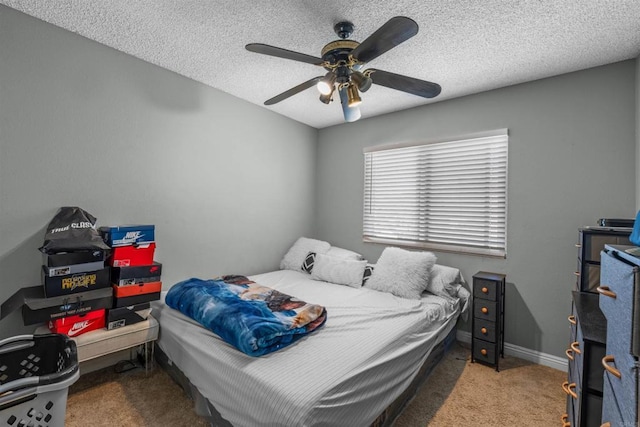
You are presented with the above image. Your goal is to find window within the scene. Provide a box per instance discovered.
[363,129,508,257]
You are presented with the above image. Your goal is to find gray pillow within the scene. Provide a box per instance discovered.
[428,264,466,297]
[365,247,437,299]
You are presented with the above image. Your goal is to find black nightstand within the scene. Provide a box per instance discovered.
[471,271,506,371]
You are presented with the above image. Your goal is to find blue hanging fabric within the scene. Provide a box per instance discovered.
[629,210,640,246]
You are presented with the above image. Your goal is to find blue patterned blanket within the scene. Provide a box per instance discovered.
[165,275,327,356]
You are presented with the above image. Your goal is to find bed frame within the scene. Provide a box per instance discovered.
[154,325,457,426]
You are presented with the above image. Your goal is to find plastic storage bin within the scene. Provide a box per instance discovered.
[0,334,79,427]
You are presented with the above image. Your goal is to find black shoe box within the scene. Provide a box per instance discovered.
[106,302,152,330]
[42,266,111,298]
[1,286,113,326]
[111,262,162,286]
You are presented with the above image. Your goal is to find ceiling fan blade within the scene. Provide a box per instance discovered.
[350,17,418,64]
[246,43,324,66]
[264,77,322,105]
[369,69,441,98]
[338,86,361,122]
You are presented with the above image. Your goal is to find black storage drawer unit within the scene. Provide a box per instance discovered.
[599,245,640,427]
[575,227,631,293]
[564,292,606,427]
[470,272,505,371]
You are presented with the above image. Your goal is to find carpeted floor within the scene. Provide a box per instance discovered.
[65,343,566,426]
[394,343,566,426]
[65,363,208,427]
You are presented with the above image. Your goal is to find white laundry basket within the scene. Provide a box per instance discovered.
[0,334,79,427]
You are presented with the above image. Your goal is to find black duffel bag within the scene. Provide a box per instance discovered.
[39,206,110,254]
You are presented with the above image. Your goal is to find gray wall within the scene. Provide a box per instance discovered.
[0,6,317,338]
[316,61,637,357]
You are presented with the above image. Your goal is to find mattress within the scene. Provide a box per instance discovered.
[152,269,462,427]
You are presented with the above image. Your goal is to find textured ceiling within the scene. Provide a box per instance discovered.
[2,1,640,128]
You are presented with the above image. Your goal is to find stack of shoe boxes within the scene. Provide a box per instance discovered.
[99,225,161,330]
[41,248,112,336]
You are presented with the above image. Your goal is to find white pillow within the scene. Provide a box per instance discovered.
[365,247,437,299]
[428,264,466,297]
[280,237,330,272]
[311,254,367,288]
[326,246,364,261]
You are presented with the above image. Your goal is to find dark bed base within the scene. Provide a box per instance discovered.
[155,326,457,427]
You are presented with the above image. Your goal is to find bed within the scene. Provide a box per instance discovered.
[151,265,468,427]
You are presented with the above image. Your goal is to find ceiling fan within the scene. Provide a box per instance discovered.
[246,16,441,123]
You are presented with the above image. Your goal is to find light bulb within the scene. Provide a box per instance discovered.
[317,80,333,95]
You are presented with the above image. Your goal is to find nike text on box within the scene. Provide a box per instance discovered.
[99,225,155,247]
[49,308,106,336]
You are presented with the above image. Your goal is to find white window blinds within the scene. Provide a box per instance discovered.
[363,130,508,257]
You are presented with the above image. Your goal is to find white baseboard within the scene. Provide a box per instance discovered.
[456,330,567,372]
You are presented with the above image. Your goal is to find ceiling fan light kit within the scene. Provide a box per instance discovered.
[339,86,362,123]
[319,92,333,105]
[346,83,362,107]
[246,16,441,123]
[351,71,373,92]
[317,72,337,95]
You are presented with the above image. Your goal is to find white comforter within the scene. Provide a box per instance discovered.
[152,270,461,427]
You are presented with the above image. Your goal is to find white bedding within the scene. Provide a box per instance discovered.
[152,270,462,427]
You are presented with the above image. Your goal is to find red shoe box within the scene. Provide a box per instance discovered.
[48,308,106,337]
[112,282,162,298]
[109,243,156,267]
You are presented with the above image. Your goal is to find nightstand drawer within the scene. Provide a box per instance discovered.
[472,338,496,365]
[473,279,497,301]
[473,300,497,321]
[473,318,496,343]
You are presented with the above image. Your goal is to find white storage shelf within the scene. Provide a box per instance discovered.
[35,316,158,364]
